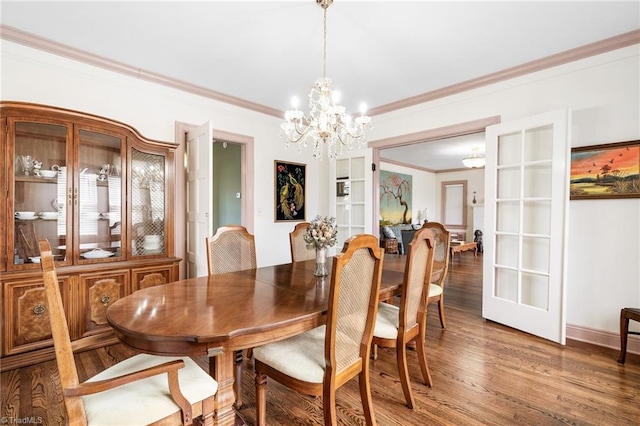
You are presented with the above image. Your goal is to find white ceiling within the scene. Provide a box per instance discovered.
[2,1,638,170]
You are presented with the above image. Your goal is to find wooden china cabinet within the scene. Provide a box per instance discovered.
[0,102,180,371]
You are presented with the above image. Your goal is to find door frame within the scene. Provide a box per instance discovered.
[369,116,501,236]
[174,122,254,279]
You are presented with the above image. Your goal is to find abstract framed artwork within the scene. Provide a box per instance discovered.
[570,140,640,200]
[275,160,306,221]
[379,170,413,224]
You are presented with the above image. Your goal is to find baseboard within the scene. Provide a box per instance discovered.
[567,323,640,355]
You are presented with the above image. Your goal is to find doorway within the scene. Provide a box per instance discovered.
[212,140,242,231]
[174,122,254,279]
[370,116,500,234]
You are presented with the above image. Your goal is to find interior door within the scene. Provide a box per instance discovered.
[483,110,570,344]
[330,147,373,254]
[186,122,213,278]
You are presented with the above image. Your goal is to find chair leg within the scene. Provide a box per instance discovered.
[255,370,267,426]
[322,383,338,426]
[396,340,415,409]
[618,309,630,364]
[415,333,433,388]
[358,369,377,426]
[438,297,447,329]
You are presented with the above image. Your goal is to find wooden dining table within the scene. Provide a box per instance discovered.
[106,255,406,426]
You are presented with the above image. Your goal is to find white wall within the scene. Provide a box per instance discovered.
[371,45,640,338]
[1,40,322,268]
[3,39,639,342]
[435,169,485,241]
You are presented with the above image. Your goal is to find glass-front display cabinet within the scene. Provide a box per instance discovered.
[9,121,127,268]
[1,102,179,370]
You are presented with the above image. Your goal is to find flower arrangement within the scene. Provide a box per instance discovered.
[304,215,338,249]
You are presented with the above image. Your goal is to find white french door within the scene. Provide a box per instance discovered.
[186,122,213,278]
[483,110,570,344]
[329,148,373,254]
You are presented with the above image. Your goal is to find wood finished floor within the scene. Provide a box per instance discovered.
[2,252,639,425]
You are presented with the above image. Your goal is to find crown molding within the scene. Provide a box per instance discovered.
[369,29,640,116]
[0,24,283,118]
[3,24,638,118]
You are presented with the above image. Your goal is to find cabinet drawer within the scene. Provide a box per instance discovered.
[2,276,70,356]
[78,270,130,338]
[132,264,178,292]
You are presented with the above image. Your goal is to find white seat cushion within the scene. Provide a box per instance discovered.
[83,354,218,425]
[373,302,399,340]
[253,326,326,384]
[428,283,443,297]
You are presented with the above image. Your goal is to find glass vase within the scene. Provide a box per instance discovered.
[314,246,328,277]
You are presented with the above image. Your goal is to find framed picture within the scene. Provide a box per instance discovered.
[379,170,413,225]
[275,160,306,221]
[570,140,640,200]
[336,181,350,197]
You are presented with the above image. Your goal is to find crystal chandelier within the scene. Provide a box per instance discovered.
[281,0,372,160]
[462,147,486,168]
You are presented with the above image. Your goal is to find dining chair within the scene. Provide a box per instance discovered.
[422,221,451,329]
[206,225,256,275]
[289,221,315,262]
[205,225,257,407]
[372,228,436,408]
[253,234,384,426]
[38,239,218,426]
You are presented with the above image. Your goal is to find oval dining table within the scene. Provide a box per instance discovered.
[107,255,406,426]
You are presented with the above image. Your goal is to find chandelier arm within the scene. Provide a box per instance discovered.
[335,121,365,139]
[284,120,314,143]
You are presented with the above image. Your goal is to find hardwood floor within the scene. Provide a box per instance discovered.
[2,252,639,425]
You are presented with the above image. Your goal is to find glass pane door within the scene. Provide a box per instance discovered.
[331,148,372,251]
[77,128,124,260]
[11,120,70,268]
[131,148,166,256]
[483,110,569,344]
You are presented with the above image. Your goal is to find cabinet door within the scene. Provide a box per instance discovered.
[2,276,71,356]
[77,270,129,338]
[129,147,171,257]
[8,119,72,270]
[76,126,126,263]
[131,264,178,292]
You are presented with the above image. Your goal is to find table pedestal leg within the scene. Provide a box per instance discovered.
[209,351,245,426]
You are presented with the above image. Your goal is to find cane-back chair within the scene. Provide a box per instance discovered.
[289,222,315,262]
[422,221,451,328]
[253,234,384,426]
[372,228,436,408]
[206,225,256,275]
[205,225,257,407]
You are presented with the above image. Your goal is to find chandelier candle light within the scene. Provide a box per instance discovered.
[304,215,338,276]
[281,0,372,160]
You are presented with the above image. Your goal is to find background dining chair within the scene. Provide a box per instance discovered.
[253,234,384,426]
[372,228,436,408]
[38,239,217,426]
[289,221,315,262]
[205,224,256,408]
[422,221,451,329]
[206,225,256,275]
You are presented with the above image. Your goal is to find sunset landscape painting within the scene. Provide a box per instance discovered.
[570,140,640,199]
